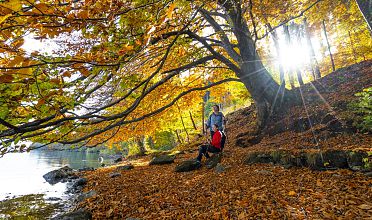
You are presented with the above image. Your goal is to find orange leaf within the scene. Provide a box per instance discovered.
[288,191,296,196]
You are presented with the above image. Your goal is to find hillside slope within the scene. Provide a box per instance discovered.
[78,61,372,219]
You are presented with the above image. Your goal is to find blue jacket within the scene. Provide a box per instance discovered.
[207,112,224,131]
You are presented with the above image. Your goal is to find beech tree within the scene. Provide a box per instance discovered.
[0,0,370,151]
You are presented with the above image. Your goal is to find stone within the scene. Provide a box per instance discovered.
[149,154,176,165]
[109,172,121,178]
[72,178,87,188]
[244,152,273,164]
[175,159,201,172]
[76,190,97,202]
[307,150,348,170]
[116,164,134,171]
[114,157,123,163]
[347,151,368,171]
[365,172,372,177]
[205,153,223,169]
[78,167,95,172]
[214,163,226,173]
[321,113,336,124]
[52,209,92,220]
[43,166,75,184]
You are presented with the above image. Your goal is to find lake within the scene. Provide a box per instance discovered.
[0,149,105,201]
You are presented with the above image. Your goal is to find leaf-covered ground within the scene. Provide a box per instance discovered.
[78,61,372,219]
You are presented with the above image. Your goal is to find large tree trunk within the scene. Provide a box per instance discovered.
[355,0,372,33]
[221,1,299,130]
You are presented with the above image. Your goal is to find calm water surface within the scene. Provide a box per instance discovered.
[0,150,104,201]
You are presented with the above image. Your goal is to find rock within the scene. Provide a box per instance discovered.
[244,152,273,164]
[175,159,201,172]
[206,153,223,169]
[78,167,95,172]
[72,178,87,188]
[236,136,261,148]
[76,190,97,202]
[255,169,272,175]
[52,209,92,220]
[307,150,348,170]
[149,154,176,165]
[114,157,123,163]
[214,163,226,173]
[116,164,134,171]
[347,151,368,171]
[325,119,344,132]
[43,166,75,184]
[365,172,372,177]
[109,172,121,178]
[321,113,336,124]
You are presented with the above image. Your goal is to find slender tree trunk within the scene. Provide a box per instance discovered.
[292,23,304,86]
[355,0,372,33]
[303,18,321,79]
[176,104,189,143]
[189,111,197,130]
[271,30,286,88]
[322,20,336,72]
[283,25,296,89]
[348,31,358,63]
[174,129,183,144]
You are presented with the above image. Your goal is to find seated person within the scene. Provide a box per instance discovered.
[196,124,222,162]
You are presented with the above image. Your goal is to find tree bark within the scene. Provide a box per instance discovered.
[176,104,189,143]
[283,24,296,89]
[355,0,372,33]
[136,136,146,156]
[303,18,321,79]
[189,111,197,130]
[322,20,336,72]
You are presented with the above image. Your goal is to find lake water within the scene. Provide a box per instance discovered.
[0,149,104,201]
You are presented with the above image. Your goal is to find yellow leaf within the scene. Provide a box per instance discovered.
[0,14,11,25]
[0,0,23,12]
[166,3,176,19]
[288,191,296,196]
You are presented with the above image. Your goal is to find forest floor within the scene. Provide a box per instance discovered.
[78,61,372,219]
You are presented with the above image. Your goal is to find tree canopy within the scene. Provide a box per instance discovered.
[0,0,371,153]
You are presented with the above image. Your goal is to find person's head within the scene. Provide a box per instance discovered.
[212,123,219,132]
[212,104,219,113]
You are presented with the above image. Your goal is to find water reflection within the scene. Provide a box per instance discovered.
[0,149,103,201]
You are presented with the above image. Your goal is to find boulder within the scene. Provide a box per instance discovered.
[205,153,223,169]
[175,159,201,172]
[307,150,348,170]
[244,152,273,164]
[114,157,123,163]
[116,164,134,171]
[43,166,75,184]
[52,209,92,220]
[214,163,226,173]
[76,190,97,202]
[109,172,121,178]
[78,167,95,172]
[72,178,87,188]
[347,151,369,171]
[149,154,176,165]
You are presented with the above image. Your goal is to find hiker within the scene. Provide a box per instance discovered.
[206,104,226,139]
[196,124,222,162]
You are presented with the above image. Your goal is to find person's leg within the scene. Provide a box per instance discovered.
[197,145,208,162]
[207,146,221,154]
